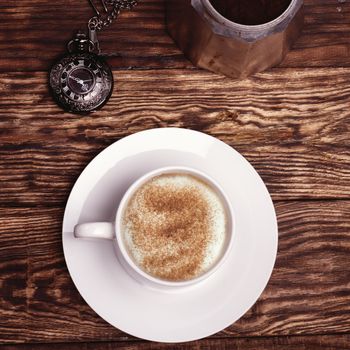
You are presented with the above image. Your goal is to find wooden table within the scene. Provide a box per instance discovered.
[1,0,349,349]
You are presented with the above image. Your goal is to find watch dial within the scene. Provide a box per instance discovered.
[68,67,95,94]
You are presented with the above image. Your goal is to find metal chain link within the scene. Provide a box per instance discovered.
[88,0,138,31]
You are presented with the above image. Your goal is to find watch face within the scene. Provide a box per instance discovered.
[67,67,95,94]
[49,53,113,113]
[60,57,103,101]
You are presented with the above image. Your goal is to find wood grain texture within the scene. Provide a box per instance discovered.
[0,201,349,343]
[2,334,350,350]
[0,0,349,72]
[1,0,350,347]
[0,68,349,206]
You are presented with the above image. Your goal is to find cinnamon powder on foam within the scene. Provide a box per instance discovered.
[122,174,227,282]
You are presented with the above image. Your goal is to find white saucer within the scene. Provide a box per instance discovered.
[62,128,278,343]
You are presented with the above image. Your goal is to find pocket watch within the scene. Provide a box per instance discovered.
[49,0,138,114]
[49,32,113,114]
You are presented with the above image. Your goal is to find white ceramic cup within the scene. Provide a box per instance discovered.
[74,166,234,289]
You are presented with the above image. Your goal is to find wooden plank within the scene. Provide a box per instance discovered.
[0,0,349,72]
[1,334,350,350]
[0,68,349,205]
[0,201,349,343]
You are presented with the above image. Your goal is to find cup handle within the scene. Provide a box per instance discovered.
[74,222,115,240]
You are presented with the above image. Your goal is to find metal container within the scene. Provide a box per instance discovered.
[166,0,304,78]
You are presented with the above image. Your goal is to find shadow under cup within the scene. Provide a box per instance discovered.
[209,0,292,25]
[116,167,234,289]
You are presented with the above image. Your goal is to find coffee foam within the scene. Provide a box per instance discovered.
[121,173,228,281]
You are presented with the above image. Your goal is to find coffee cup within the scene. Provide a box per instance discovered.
[166,0,304,78]
[74,166,234,288]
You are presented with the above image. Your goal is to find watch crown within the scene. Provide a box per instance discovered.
[67,31,94,53]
